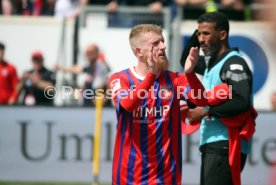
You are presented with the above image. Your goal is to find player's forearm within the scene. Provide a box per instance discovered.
[186,72,207,106]
[209,90,251,117]
[120,72,156,112]
[206,83,229,106]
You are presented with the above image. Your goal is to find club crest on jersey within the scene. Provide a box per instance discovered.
[110,78,121,95]
[160,85,173,99]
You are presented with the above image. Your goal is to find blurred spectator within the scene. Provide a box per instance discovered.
[71,0,116,68]
[0,42,19,105]
[55,43,110,107]
[41,0,56,16]
[271,92,276,111]
[16,0,33,15]
[254,0,276,22]
[17,51,56,106]
[254,0,276,46]
[118,0,167,14]
[217,0,252,21]
[11,0,55,16]
[220,0,243,10]
[86,0,118,12]
[175,0,207,20]
[1,0,14,15]
[107,0,169,27]
[175,0,252,20]
[54,0,88,19]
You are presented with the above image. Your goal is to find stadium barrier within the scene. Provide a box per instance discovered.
[0,106,276,185]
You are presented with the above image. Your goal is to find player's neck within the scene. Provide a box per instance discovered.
[134,65,147,77]
[135,61,161,78]
[217,43,230,59]
[135,62,149,77]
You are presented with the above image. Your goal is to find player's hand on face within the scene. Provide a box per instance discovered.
[147,46,159,75]
[184,47,199,74]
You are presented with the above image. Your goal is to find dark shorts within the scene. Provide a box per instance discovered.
[199,141,247,185]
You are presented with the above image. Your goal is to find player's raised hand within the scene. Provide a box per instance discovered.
[147,46,159,75]
[184,47,199,74]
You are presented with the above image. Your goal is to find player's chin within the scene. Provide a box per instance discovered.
[157,56,169,70]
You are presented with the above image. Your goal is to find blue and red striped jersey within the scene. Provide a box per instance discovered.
[109,67,206,185]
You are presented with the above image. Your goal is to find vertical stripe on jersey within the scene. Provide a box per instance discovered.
[133,117,142,185]
[177,106,182,173]
[127,115,136,185]
[154,80,165,184]
[140,98,149,185]
[124,70,137,185]
[116,110,128,185]
[170,72,183,184]
[116,91,129,122]
[114,71,129,118]
[115,70,133,185]
[124,69,135,88]
[165,71,178,185]
[112,114,121,185]
[128,75,150,185]
[159,72,173,184]
[170,103,182,185]
[125,70,144,185]
[113,89,129,185]
[120,113,132,185]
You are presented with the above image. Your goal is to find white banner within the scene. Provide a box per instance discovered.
[0,107,116,183]
[1,107,276,184]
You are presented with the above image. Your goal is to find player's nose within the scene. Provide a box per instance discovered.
[159,41,166,50]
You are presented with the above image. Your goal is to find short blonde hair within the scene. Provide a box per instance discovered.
[129,24,162,53]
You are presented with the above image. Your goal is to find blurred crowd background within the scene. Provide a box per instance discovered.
[0,0,273,20]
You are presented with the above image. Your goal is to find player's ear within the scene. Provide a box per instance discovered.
[135,47,142,57]
[220,30,227,41]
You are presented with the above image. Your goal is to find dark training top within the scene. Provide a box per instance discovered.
[196,48,252,117]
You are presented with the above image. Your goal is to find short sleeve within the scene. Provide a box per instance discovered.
[109,73,130,112]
